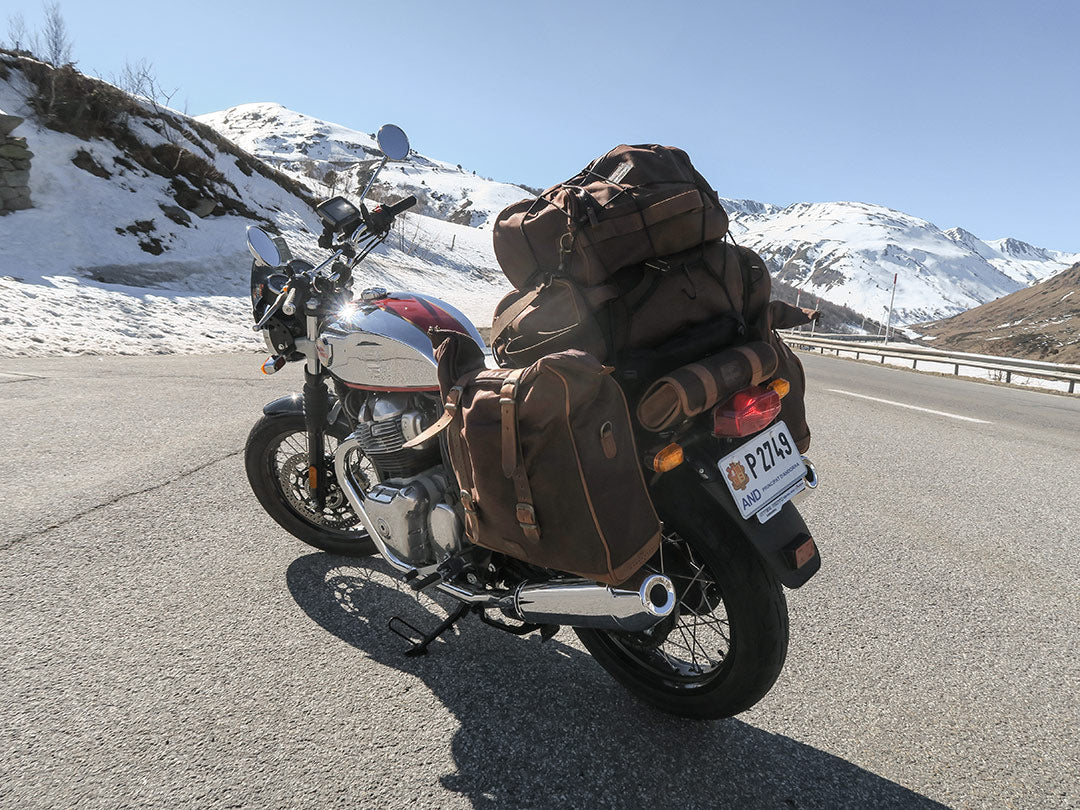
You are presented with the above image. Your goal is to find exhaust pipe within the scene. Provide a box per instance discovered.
[335,436,677,632]
[512,574,676,633]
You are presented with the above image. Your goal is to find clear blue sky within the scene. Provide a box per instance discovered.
[10,0,1080,250]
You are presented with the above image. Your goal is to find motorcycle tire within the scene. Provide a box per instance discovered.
[575,508,788,719]
[245,413,376,557]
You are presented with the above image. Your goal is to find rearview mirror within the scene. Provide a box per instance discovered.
[246,226,281,268]
[377,124,410,160]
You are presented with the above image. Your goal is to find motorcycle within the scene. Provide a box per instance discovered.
[243,125,821,718]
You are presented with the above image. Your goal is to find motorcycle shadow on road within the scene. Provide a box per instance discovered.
[287,552,944,810]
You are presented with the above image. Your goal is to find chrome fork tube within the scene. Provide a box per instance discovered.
[305,314,321,375]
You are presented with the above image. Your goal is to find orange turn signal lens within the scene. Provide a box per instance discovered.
[651,443,684,473]
[261,355,286,375]
[768,378,790,399]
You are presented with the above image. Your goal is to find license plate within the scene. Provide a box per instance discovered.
[718,421,806,523]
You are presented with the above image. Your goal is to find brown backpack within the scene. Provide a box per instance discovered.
[605,241,773,355]
[425,333,661,586]
[493,144,729,289]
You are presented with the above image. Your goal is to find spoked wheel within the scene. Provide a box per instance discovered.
[245,413,377,556]
[576,518,789,719]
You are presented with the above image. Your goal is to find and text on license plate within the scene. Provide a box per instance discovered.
[718,422,806,523]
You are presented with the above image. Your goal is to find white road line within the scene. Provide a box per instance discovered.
[826,388,993,424]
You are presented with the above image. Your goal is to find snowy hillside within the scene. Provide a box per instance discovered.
[728,201,1078,325]
[0,56,507,356]
[198,103,532,230]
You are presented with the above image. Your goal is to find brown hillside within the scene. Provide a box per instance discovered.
[915,262,1080,363]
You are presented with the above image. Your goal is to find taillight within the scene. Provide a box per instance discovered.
[711,386,782,437]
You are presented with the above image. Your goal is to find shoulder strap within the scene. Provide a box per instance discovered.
[491,284,545,345]
[401,386,460,451]
[498,369,541,544]
[401,385,462,449]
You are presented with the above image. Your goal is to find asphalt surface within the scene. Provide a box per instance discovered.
[2,350,1078,809]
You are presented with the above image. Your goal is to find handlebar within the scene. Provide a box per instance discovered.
[382,195,418,218]
[253,195,418,332]
[281,286,298,316]
[365,195,417,233]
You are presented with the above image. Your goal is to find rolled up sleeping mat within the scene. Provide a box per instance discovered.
[636,341,778,432]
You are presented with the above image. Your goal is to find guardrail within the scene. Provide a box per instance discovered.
[780,333,1080,394]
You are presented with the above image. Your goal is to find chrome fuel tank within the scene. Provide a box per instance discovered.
[319,293,485,391]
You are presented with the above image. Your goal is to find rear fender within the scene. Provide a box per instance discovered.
[652,447,820,589]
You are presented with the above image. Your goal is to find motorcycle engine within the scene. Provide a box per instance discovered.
[342,390,463,568]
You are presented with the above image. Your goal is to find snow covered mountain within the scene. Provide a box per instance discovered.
[198,105,1078,329]
[0,56,508,356]
[3,51,1075,356]
[728,201,1078,326]
[197,103,532,229]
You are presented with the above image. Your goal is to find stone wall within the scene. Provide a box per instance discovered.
[0,114,32,214]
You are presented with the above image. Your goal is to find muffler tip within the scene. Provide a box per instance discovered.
[640,574,676,617]
[801,455,818,489]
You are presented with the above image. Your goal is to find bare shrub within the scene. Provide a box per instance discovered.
[41,2,72,66]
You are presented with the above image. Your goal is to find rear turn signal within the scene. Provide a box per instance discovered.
[711,386,782,438]
[650,443,684,472]
[768,378,790,399]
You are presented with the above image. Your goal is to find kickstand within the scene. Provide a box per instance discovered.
[388,602,471,657]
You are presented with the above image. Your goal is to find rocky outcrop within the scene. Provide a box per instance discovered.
[0,113,32,213]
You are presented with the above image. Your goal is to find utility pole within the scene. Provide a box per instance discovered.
[795,288,803,331]
[884,273,898,344]
[810,296,819,335]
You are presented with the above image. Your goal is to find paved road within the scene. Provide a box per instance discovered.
[2,351,1078,809]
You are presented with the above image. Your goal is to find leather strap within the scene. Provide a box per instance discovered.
[491,285,544,344]
[498,369,540,543]
[439,386,480,541]
[684,362,719,411]
[734,345,765,385]
[401,386,462,448]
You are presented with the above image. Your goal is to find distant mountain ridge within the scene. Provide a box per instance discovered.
[197,103,532,229]
[915,262,1080,363]
[725,201,1077,326]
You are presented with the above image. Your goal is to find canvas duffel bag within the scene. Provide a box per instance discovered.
[636,341,779,432]
[417,333,661,586]
[491,240,776,374]
[489,277,617,368]
[493,144,729,289]
[606,240,773,355]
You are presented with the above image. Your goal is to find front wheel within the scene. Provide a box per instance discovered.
[245,413,376,556]
[576,512,789,719]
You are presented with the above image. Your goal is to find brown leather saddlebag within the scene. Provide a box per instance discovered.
[493,144,729,288]
[425,334,661,586]
[636,342,779,432]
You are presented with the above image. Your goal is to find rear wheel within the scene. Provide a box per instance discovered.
[245,413,376,556]
[576,515,788,719]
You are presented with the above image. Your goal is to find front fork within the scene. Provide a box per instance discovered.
[303,313,328,510]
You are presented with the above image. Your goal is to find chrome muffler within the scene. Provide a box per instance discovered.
[335,436,677,632]
[512,574,676,632]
